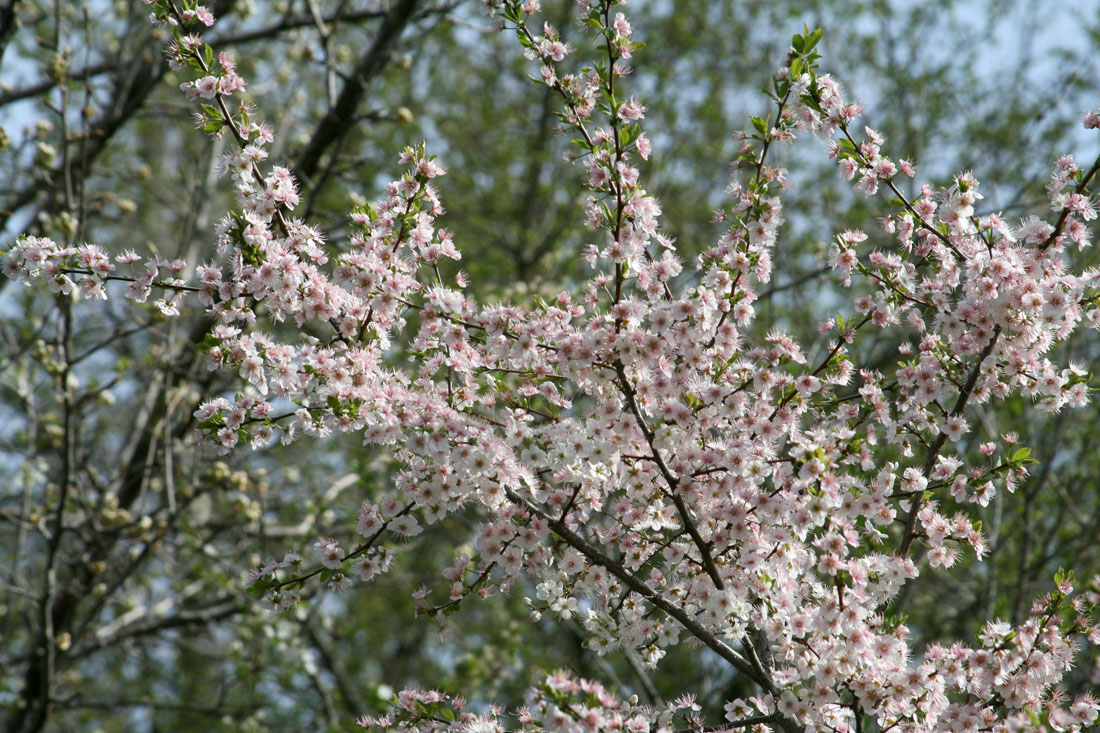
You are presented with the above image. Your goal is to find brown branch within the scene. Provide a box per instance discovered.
[302,614,366,718]
[503,489,756,681]
[0,0,22,77]
[293,0,421,188]
[503,487,806,733]
[612,362,726,592]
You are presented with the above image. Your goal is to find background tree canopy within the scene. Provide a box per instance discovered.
[1,0,1098,730]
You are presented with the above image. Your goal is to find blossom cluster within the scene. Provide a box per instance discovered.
[5,1,1100,731]
[357,671,719,732]
[4,236,191,315]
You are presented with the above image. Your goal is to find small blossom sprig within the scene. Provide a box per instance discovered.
[357,671,750,732]
[498,0,673,314]
[3,238,197,315]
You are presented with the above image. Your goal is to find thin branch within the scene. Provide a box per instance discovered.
[293,0,422,188]
[898,325,1001,558]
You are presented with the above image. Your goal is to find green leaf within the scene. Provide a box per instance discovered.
[799,92,823,113]
[1010,447,1032,462]
[790,57,803,78]
[247,577,278,595]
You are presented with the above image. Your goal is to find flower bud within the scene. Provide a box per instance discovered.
[46,53,68,84]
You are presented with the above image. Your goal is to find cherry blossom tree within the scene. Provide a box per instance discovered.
[5,0,1100,731]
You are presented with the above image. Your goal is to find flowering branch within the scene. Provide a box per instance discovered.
[5,2,1100,732]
